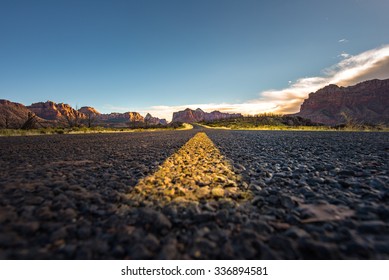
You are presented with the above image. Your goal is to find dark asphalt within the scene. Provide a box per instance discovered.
[0,128,388,259]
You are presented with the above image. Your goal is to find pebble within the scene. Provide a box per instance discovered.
[137,208,172,234]
[357,221,388,234]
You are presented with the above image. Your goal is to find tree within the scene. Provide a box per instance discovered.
[79,111,97,128]
[85,112,96,128]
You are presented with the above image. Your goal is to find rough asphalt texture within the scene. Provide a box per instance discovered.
[128,132,251,206]
[0,128,388,259]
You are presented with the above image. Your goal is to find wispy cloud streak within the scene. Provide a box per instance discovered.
[338,52,351,59]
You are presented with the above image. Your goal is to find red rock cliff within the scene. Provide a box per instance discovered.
[172,108,242,123]
[295,79,389,125]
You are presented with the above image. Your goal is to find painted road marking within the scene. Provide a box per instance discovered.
[127,132,252,205]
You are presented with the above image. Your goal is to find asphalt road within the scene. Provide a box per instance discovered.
[0,128,388,259]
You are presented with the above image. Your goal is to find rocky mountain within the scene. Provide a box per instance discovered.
[28,101,85,121]
[0,99,33,128]
[145,113,168,125]
[95,112,168,127]
[295,79,389,125]
[78,106,101,116]
[97,112,144,123]
[0,100,161,128]
[70,104,148,125]
[172,108,242,123]
[0,99,53,129]
[203,110,242,121]
[172,108,203,123]
[26,101,148,126]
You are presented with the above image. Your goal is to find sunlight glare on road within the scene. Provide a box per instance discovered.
[127,132,252,205]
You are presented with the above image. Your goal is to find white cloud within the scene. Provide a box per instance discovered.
[338,52,351,59]
[253,44,389,114]
[98,44,389,121]
[338,38,349,43]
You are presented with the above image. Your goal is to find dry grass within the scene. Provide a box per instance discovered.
[0,123,192,137]
[199,116,389,132]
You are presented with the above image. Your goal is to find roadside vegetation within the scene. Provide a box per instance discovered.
[0,122,191,137]
[199,113,389,132]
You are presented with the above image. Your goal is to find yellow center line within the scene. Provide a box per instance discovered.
[126,132,252,205]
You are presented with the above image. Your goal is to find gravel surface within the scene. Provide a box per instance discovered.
[208,130,389,259]
[0,128,388,259]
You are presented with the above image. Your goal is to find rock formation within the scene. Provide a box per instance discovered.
[295,79,389,125]
[3,100,242,128]
[0,99,33,128]
[0,99,52,128]
[27,101,85,121]
[172,108,242,123]
[97,112,144,123]
[25,101,147,127]
[78,106,101,116]
[144,113,168,125]
[204,110,242,121]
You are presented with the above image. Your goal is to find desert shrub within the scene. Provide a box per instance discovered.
[169,122,183,129]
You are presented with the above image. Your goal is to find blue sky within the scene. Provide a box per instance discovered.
[1,0,389,120]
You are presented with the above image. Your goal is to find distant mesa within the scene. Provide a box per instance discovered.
[0,99,30,121]
[172,108,242,123]
[145,113,168,126]
[86,110,167,127]
[0,99,41,129]
[294,78,389,125]
[27,101,166,126]
[0,99,169,128]
[1,78,389,129]
[78,106,159,125]
[28,101,85,121]
[78,106,101,116]
[97,111,144,123]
